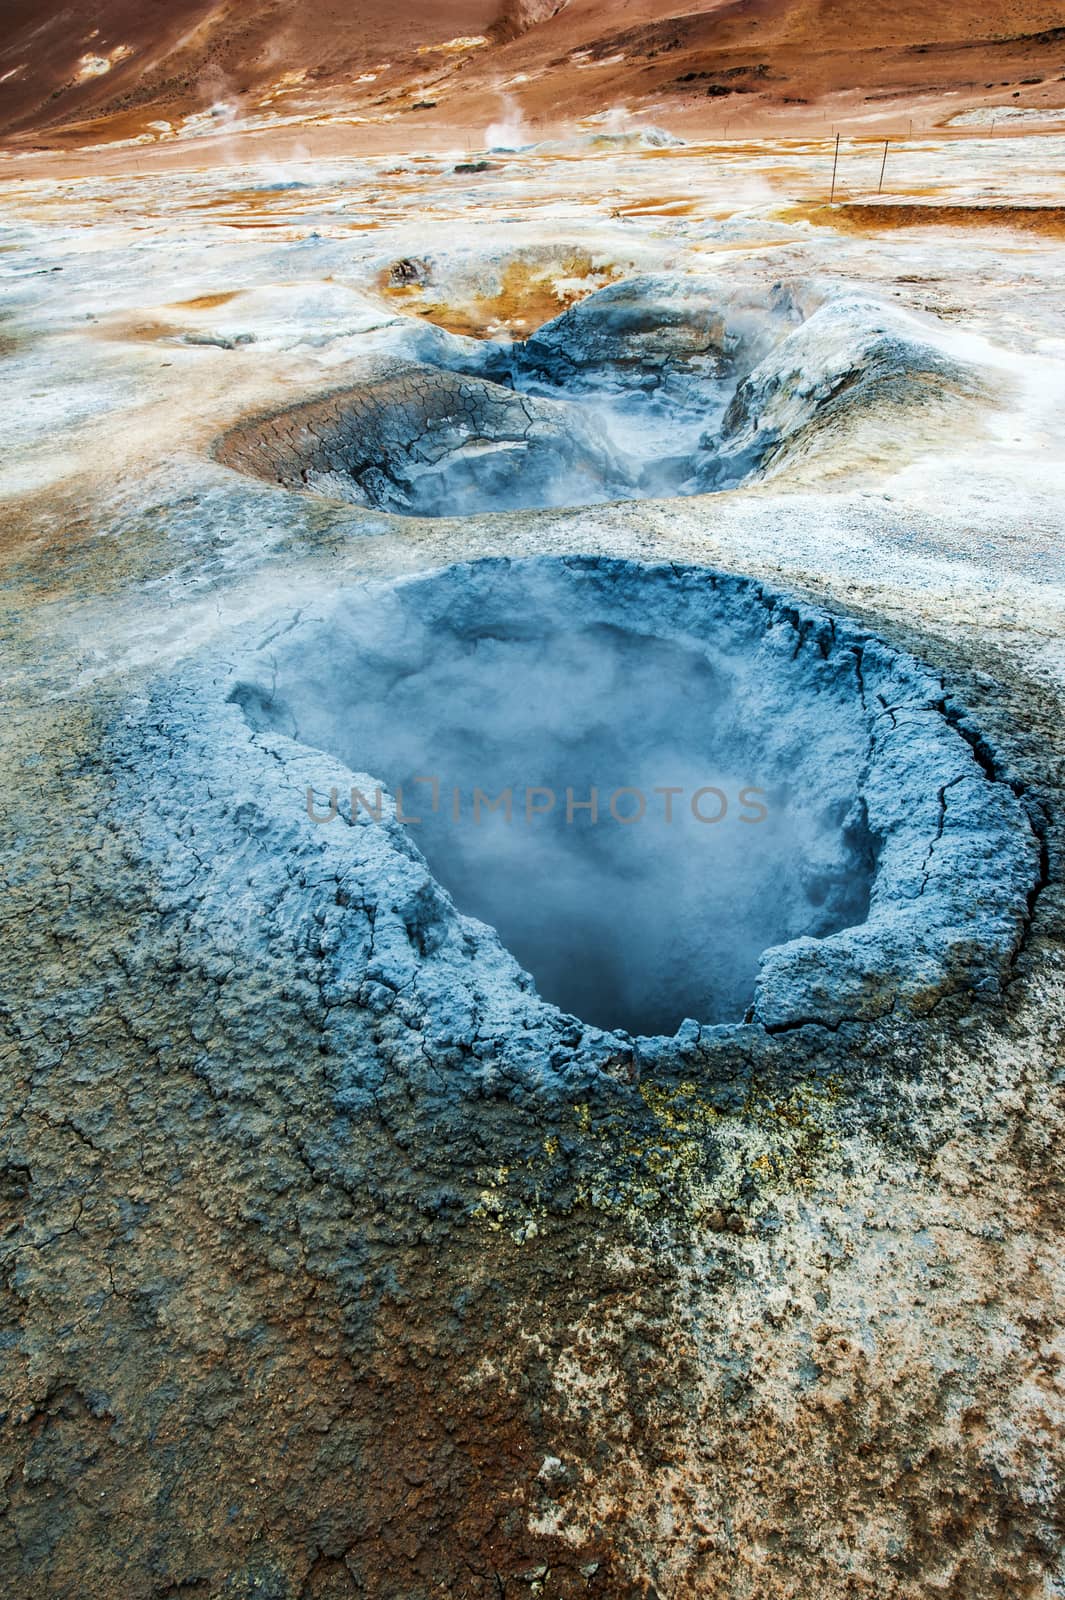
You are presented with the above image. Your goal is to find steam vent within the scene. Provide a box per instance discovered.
[4,9,1065,1596]
[229,558,1037,1039]
[217,277,978,515]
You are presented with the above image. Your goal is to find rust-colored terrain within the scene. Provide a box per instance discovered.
[2,0,1065,159]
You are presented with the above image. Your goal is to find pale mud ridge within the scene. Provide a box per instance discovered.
[216,276,979,514]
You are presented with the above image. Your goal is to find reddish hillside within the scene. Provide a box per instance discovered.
[2,0,1064,153]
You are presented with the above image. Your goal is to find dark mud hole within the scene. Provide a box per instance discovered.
[234,563,878,1036]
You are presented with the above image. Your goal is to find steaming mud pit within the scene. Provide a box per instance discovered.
[230,558,1037,1039]
[217,277,977,514]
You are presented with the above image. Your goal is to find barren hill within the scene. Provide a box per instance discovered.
[2,0,1064,154]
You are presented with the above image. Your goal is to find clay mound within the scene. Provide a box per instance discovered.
[214,363,627,515]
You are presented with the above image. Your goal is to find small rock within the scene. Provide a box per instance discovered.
[389,257,430,286]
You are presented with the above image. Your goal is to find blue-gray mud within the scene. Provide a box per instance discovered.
[1,548,1056,1600]
[216,277,978,516]
[215,557,1038,1052]
[78,553,1037,1259]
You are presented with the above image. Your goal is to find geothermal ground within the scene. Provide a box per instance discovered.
[2,119,1065,1599]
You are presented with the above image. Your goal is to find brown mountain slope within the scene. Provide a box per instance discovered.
[1,0,1064,153]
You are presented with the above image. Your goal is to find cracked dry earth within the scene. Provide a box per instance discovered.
[216,365,607,515]
[2,138,1065,1600]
